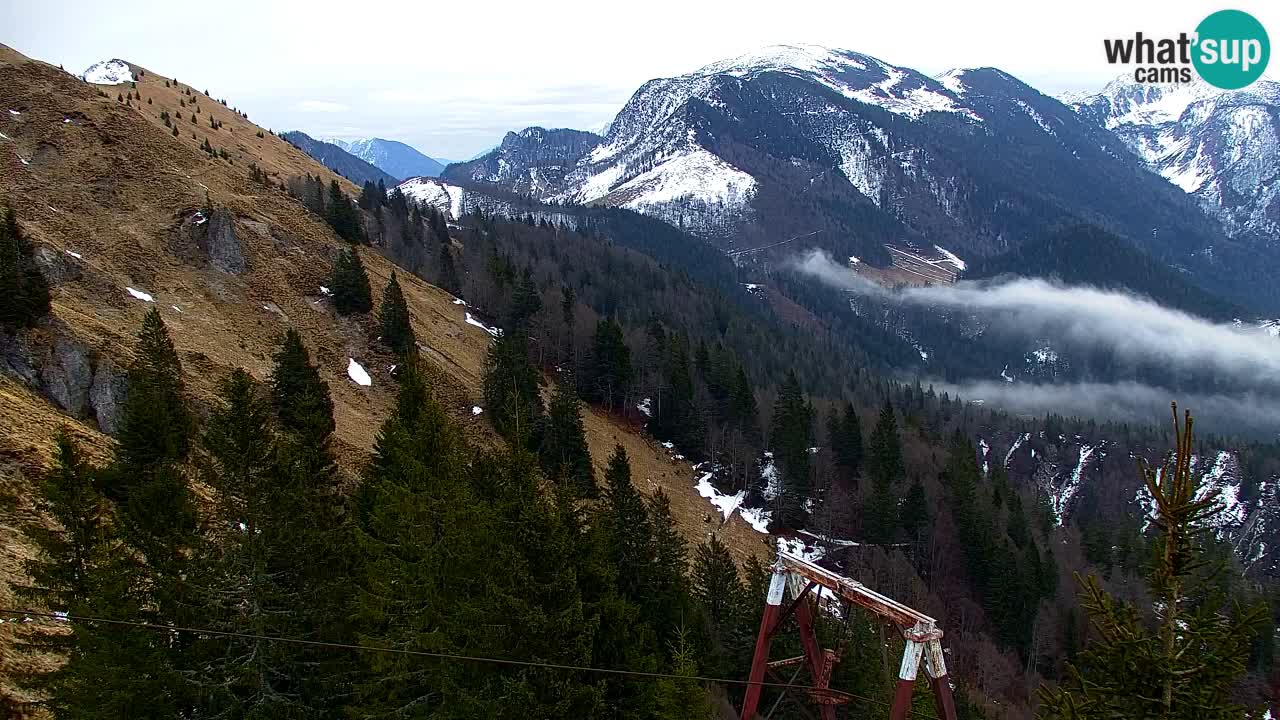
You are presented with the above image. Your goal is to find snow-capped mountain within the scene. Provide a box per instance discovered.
[281,131,397,186]
[1064,76,1280,245]
[326,137,446,179]
[81,59,133,85]
[444,44,1261,309]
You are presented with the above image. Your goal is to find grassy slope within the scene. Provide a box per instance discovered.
[0,45,767,706]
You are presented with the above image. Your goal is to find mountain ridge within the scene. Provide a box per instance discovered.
[325,136,445,179]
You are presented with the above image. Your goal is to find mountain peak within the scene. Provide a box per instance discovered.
[81,59,133,85]
[697,44,874,77]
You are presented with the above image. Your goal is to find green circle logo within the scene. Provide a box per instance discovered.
[1193,10,1270,89]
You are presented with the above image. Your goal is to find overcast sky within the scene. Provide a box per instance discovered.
[4,0,1275,159]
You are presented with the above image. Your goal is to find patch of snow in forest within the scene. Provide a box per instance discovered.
[636,397,652,417]
[1053,444,1096,525]
[979,438,989,475]
[465,312,500,337]
[849,256,861,265]
[8,110,20,116]
[661,441,675,449]
[19,157,30,166]
[347,358,372,387]
[760,457,781,500]
[1005,432,1029,468]
[1194,451,1247,534]
[696,471,745,521]
[738,506,772,534]
[318,286,332,296]
[0,131,8,140]
[171,305,182,313]
[472,406,483,416]
[452,298,467,306]
[125,287,154,302]
[777,536,824,563]
[1000,365,1014,383]
[64,250,82,259]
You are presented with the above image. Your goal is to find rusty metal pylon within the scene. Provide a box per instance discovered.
[739,552,957,720]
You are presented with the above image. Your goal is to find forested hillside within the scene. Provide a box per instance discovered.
[0,43,1277,720]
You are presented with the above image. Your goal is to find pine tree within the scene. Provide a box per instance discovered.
[864,399,903,543]
[602,445,653,604]
[269,328,335,446]
[330,248,372,315]
[651,335,705,459]
[0,205,51,328]
[1038,405,1267,719]
[830,402,864,479]
[378,271,416,355]
[769,370,813,528]
[195,366,354,716]
[108,308,194,500]
[540,378,596,498]
[587,318,632,412]
[692,535,749,679]
[646,489,691,644]
[437,243,461,296]
[653,625,713,720]
[728,364,759,441]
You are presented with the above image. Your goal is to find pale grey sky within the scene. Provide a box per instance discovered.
[3,0,1274,159]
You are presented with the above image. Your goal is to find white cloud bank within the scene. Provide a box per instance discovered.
[791,249,1280,390]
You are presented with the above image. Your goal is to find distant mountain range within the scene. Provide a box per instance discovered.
[281,131,397,186]
[325,137,446,179]
[439,45,1280,314]
[1063,77,1280,249]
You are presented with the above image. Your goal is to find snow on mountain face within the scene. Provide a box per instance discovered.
[446,45,991,239]
[1064,76,1280,243]
[697,44,982,121]
[1003,432,1276,575]
[81,59,133,85]
[396,177,465,220]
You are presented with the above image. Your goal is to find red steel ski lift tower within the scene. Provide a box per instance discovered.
[739,551,957,720]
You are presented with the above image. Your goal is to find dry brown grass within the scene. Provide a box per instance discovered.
[0,44,769,707]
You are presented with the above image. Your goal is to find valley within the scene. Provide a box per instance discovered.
[0,25,1278,720]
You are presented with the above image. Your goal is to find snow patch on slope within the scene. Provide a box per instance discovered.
[616,149,756,210]
[395,177,466,220]
[81,60,134,85]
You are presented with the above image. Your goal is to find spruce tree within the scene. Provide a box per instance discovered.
[540,378,596,497]
[108,308,194,501]
[864,399,903,543]
[0,205,51,328]
[830,402,864,479]
[378,271,416,355]
[269,328,335,446]
[437,242,461,296]
[692,535,749,679]
[768,370,813,528]
[601,445,653,604]
[646,489,691,644]
[483,321,542,445]
[1038,406,1267,719]
[195,366,353,716]
[587,318,632,412]
[330,248,372,315]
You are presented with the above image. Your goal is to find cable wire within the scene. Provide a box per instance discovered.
[0,607,940,718]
